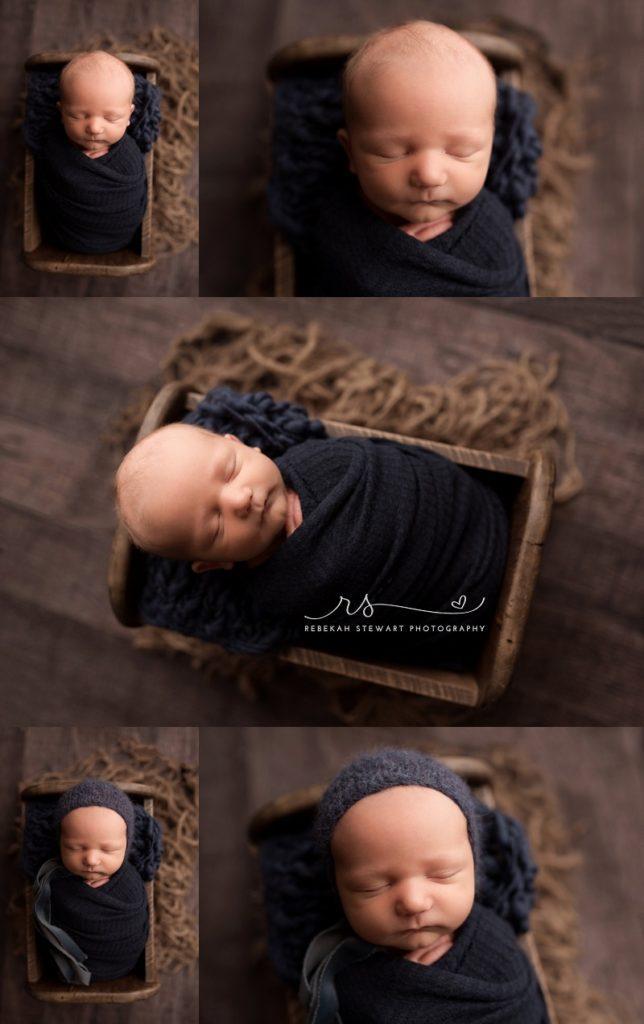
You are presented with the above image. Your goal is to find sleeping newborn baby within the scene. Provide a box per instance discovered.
[116,406,508,667]
[301,749,550,1023]
[300,21,529,296]
[31,780,153,984]
[117,424,303,572]
[33,50,147,253]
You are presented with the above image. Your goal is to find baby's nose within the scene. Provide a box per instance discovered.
[83,850,100,866]
[409,151,448,189]
[86,117,103,135]
[226,485,253,515]
[395,879,432,915]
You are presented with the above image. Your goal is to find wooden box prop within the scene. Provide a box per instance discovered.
[21,779,160,1003]
[108,381,554,709]
[23,51,158,277]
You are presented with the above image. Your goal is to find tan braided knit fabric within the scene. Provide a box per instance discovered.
[112,310,583,503]
[9,738,198,974]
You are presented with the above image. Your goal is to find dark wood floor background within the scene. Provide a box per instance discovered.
[1,296,642,726]
[202,725,644,1024]
[0,0,197,297]
[201,0,643,297]
[0,726,198,1023]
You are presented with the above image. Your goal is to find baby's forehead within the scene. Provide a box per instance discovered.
[345,25,496,121]
[331,786,468,859]
[60,805,126,838]
[60,53,134,99]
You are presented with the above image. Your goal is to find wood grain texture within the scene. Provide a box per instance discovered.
[199,0,643,297]
[0,727,198,1023]
[0,1,197,297]
[0,296,642,726]
[200,725,644,1023]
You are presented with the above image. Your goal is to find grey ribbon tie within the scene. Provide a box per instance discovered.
[33,859,92,986]
[300,922,377,1024]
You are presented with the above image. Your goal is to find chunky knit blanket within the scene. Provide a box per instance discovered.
[259,799,536,989]
[47,861,149,981]
[32,121,147,253]
[296,182,529,297]
[137,391,508,665]
[331,902,549,1024]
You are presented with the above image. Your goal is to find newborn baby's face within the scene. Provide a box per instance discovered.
[60,806,127,887]
[59,60,134,156]
[119,424,292,570]
[332,786,475,957]
[340,54,495,226]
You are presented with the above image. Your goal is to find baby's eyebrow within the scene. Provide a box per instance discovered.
[442,130,488,144]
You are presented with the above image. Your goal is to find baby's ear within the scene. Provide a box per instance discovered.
[191,560,234,573]
[337,128,355,172]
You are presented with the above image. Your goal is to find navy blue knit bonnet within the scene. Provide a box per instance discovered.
[54,779,135,856]
[315,748,480,871]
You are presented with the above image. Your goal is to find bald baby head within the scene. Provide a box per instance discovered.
[337,21,497,228]
[343,21,496,128]
[58,51,135,154]
[115,422,290,568]
[59,51,135,103]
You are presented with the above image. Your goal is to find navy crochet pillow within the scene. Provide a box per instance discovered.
[20,794,163,882]
[268,70,541,241]
[257,798,537,988]
[182,386,327,455]
[23,68,162,155]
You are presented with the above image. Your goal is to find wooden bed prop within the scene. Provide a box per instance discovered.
[21,779,160,1003]
[108,381,554,709]
[23,51,158,277]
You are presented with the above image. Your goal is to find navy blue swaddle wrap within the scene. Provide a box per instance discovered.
[23,780,162,984]
[327,903,549,1024]
[24,69,161,253]
[136,388,509,667]
[268,73,540,296]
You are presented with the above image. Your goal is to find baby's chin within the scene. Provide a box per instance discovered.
[401,201,459,224]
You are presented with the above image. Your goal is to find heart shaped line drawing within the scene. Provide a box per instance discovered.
[451,595,466,610]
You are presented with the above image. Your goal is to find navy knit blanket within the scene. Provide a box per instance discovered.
[21,797,163,883]
[48,862,149,981]
[138,390,508,666]
[269,76,540,240]
[296,182,529,297]
[258,799,537,989]
[334,902,549,1024]
[32,121,147,253]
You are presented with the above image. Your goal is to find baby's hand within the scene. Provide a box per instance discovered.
[400,214,454,243]
[404,934,453,966]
